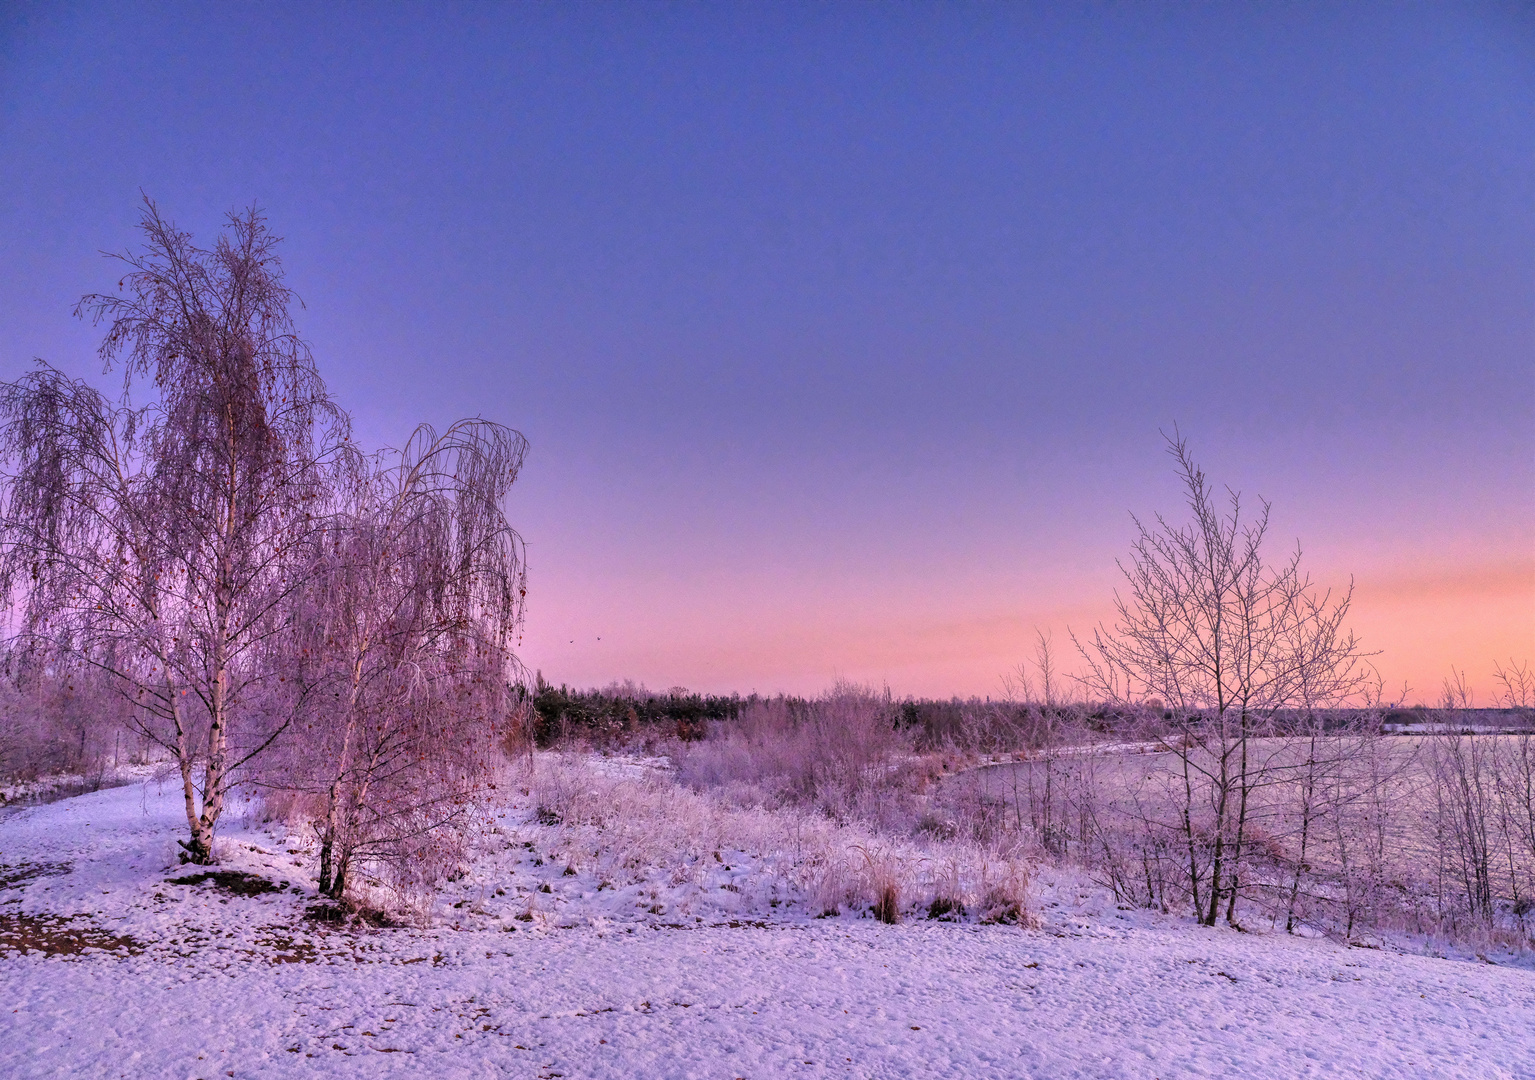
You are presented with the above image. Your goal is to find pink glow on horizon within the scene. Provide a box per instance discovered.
[518,553,1534,705]
[1348,557,1535,706]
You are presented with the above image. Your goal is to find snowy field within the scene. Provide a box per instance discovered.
[2,774,1533,1079]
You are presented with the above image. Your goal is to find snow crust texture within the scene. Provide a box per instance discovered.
[2,780,1533,1079]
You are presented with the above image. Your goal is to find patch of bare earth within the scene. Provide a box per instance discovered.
[0,912,143,957]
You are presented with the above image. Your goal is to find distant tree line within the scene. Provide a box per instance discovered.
[523,677,740,747]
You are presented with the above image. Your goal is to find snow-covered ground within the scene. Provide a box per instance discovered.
[2,773,1533,1079]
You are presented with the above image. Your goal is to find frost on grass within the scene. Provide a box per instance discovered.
[442,753,1039,930]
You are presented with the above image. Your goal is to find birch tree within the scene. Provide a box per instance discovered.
[272,419,527,901]
[0,199,345,862]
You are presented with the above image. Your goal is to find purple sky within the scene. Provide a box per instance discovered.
[2,3,1531,702]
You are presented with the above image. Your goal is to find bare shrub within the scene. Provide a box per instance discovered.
[1491,661,1535,930]
[1076,432,1375,928]
[1429,674,1497,926]
[499,697,538,764]
[1494,660,1535,714]
[678,682,906,816]
[1418,667,1535,939]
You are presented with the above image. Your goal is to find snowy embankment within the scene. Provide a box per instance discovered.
[2,774,1533,1079]
[0,761,164,814]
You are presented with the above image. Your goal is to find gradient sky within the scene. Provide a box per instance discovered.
[2,2,1531,703]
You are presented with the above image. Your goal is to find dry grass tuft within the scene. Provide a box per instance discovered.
[978,862,1036,927]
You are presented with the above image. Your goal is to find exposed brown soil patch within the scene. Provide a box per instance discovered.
[0,861,73,890]
[0,912,143,957]
[305,901,407,928]
[167,869,287,897]
[249,929,322,963]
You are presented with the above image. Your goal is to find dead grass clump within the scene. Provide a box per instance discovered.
[978,862,1036,927]
[926,857,964,920]
[812,858,851,917]
[500,700,537,763]
[979,888,1026,925]
[926,895,964,920]
[253,786,323,827]
[855,845,906,924]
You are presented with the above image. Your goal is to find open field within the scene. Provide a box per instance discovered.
[942,730,1535,941]
[3,766,1533,1079]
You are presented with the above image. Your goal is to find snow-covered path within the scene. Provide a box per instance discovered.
[2,782,1532,1079]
